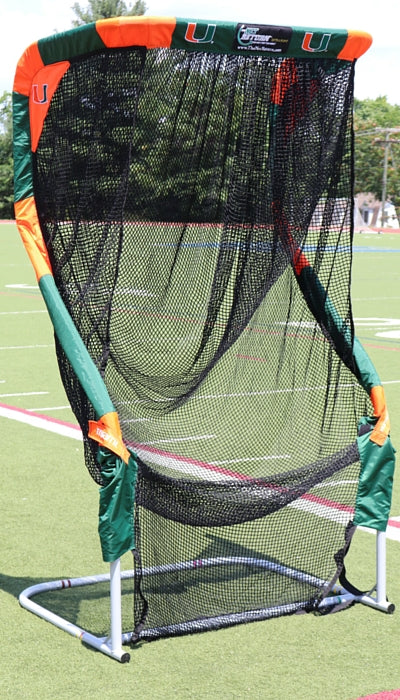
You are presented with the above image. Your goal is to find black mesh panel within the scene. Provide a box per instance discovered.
[33,46,368,639]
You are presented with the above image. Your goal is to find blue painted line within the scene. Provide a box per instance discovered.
[353,247,400,253]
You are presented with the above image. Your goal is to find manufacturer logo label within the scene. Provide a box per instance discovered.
[94,426,119,449]
[301,32,332,53]
[234,24,292,53]
[185,22,217,44]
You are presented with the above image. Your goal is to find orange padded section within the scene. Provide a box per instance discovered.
[337,30,372,61]
[96,16,176,49]
[13,42,45,96]
[14,197,52,281]
[369,385,390,446]
[89,412,130,463]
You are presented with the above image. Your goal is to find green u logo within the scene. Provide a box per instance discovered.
[302,32,331,53]
[185,22,216,44]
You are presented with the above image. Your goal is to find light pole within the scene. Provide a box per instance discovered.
[357,127,400,229]
[373,129,400,228]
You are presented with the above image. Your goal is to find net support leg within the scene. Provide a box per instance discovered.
[19,561,131,663]
[320,529,395,614]
[353,529,394,613]
[376,529,387,607]
[109,558,126,658]
[355,529,395,613]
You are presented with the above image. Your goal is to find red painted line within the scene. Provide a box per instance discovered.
[303,492,353,514]
[358,691,400,699]
[2,402,399,528]
[0,402,79,430]
[387,519,400,529]
[132,440,255,481]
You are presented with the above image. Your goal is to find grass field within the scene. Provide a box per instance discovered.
[1,221,400,699]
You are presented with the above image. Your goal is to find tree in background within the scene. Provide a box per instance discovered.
[2,82,399,219]
[0,91,13,219]
[354,96,400,217]
[71,0,146,26]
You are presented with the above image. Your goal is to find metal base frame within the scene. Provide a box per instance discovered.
[19,530,394,663]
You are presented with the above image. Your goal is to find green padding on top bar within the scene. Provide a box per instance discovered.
[39,274,115,419]
[38,23,106,66]
[290,26,347,57]
[29,18,359,66]
[172,19,349,58]
[172,19,238,55]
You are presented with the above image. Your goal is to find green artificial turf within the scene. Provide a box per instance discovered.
[1,224,400,699]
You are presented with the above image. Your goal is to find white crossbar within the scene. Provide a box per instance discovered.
[19,531,394,663]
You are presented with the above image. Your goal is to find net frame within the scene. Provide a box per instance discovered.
[12,16,395,662]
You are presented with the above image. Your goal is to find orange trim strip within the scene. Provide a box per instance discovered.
[96,15,176,49]
[30,61,70,152]
[88,412,130,463]
[337,30,372,61]
[293,249,310,276]
[14,197,53,280]
[13,42,45,97]
[270,58,297,106]
[369,385,390,446]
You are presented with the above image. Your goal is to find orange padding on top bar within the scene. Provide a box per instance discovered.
[96,15,177,49]
[369,385,390,446]
[13,42,45,97]
[337,30,372,61]
[88,412,130,464]
[14,197,52,280]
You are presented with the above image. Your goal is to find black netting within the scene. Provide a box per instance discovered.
[33,45,369,638]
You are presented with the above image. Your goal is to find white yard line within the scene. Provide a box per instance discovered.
[386,524,400,543]
[289,498,350,526]
[196,383,355,400]
[357,523,400,543]
[213,454,291,465]
[1,403,399,541]
[0,310,46,315]
[143,434,216,445]
[26,406,71,412]
[0,391,49,398]
[0,344,52,350]
[0,404,81,440]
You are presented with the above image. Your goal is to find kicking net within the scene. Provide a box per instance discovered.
[13,18,395,642]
